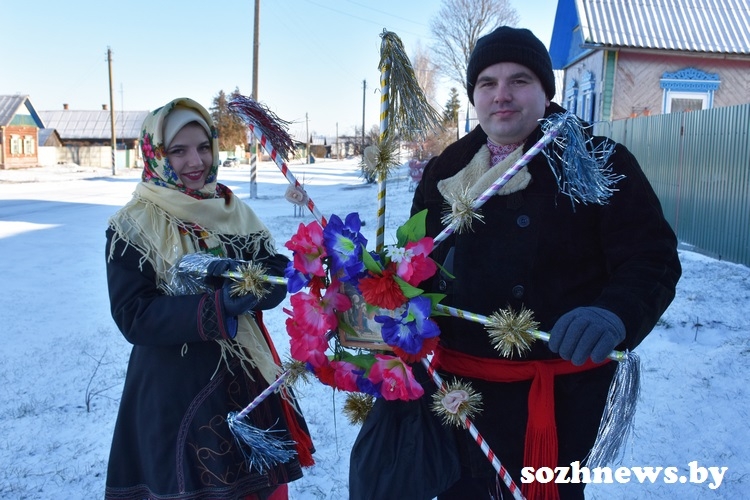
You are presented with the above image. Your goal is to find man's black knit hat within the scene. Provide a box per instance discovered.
[466,26,555,104]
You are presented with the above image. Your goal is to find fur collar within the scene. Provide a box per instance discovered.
[437,144,531,202]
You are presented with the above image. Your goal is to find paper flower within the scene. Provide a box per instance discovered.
[284,209,443,401]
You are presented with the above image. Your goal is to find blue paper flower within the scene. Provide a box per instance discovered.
[323,213,368,284]
[375,296,440,354]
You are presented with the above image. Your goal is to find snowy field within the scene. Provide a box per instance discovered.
[0,158,748,499]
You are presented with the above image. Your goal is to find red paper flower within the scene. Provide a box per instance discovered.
[358,269,408,310]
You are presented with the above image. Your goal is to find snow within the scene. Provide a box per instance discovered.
[1,158,748,499]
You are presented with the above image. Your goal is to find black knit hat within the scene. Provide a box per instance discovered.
[466,26,555,104]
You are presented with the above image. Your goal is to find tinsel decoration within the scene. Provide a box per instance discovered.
[375,29,443,252]
[487,308,540,358]
[430,378,483,428]
[585,351,641,468]
[434,303,640,471]
[227,419,296,474]
[441,187,485,235]
[359,136,401,181]
[228,93,328,227]
[421,358,526,500]
[541,112,623,206]
[343,393,376,425]
[227,361,309,472]
[228,94,295,161]
[175,253,287,299]
[378,30,443,142]
[228,261,273,300]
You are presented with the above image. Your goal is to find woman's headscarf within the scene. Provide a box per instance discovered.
[139,97,221,199]
[108,97,282,386]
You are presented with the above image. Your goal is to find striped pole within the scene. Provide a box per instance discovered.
[376,55,390,252]
[248,123,327,227]
[234,370,290,420]
[432,122,564,247]
[421,358,526,500]
[250,137,258,199]
[434,304,627,362]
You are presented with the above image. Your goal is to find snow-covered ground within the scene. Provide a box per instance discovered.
[1,158,747,499]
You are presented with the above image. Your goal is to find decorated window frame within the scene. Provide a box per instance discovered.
[660,67,720,114]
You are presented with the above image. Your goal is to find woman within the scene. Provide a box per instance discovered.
[105,97,313,500]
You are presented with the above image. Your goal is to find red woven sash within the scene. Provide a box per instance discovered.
[433,345,608,500]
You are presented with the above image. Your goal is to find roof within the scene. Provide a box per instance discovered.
[0,95,45,127]
[550,0,750,68]
[37,109,150,140]
[577,0,750,53]
[38,128,62,146]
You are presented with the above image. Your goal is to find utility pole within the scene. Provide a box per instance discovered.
[361,79,366,156]
[250,0,260,198]
[107,47,117,176]
[306,112,309,164]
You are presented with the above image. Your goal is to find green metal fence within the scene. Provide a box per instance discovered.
[594,104,750,267]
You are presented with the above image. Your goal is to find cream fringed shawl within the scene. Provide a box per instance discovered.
[107,182,281,385]
[437,144,530,201]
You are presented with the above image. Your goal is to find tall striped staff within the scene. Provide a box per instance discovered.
[432,302,641,470]
[434,111,621,247]
[228,94,328,227]
[422,358,526,500]
[368,30,443,251]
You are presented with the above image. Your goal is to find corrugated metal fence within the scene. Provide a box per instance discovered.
[594,103,750,267]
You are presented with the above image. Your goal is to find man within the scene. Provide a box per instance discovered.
[412,26,681,499]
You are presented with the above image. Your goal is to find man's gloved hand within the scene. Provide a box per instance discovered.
[204,258,242,288]
[220,285,259,317]
[549,307,626,365]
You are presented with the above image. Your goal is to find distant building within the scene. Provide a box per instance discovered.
[39,104,149,168]
[0,95,45,169]
[550,0,750,122]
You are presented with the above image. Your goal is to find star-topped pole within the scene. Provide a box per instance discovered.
[367,30,443,252]
[229,94,328,227]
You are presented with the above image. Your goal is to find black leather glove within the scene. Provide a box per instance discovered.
[220,285,259,317]
[549,306,626,365]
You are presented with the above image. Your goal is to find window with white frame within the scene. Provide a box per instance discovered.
[660,67,720,114]
[578,71,596,123]
[10,135,22,155]
[23,135,35,155]
[565,81,578,115]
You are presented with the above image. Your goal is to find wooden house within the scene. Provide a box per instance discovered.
[550,0,750,122]
[0,95,46,169]
[38,105,149,168]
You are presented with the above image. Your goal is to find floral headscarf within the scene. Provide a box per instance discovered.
[139,97,221,199]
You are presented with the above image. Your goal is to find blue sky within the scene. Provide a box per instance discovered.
[3,0,557,138]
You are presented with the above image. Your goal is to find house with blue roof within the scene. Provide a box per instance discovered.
[0,95,46,169]
[550,0,750,122]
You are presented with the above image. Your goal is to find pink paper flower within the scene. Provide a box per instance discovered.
[389,237,437,286]
[286,316,328,367]
[330,361,362,392]
[285,221,327,277]
[368,354,424,400]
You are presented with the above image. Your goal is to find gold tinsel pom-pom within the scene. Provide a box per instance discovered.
[487,308,540,358]
[281,360,311,388]
[431,378,483,428]
[229,262,271,299]
[343,393,376,425]
[441,188,484,235]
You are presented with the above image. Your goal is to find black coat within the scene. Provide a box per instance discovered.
[410,103,681,488]
[413,103,681,360]
[104,229,307,500]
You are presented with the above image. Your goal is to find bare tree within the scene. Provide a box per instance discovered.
[429,0,519,91]
[411,42,440,112]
